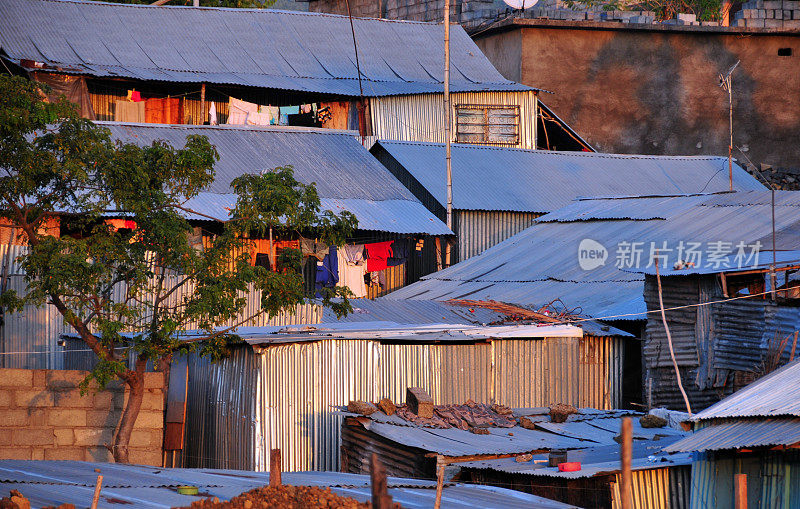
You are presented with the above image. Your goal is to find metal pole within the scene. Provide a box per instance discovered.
[444,0,453,268]
[771,188,777,299]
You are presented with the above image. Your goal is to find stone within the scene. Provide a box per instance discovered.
[515,453,533,462]
[549,404,577,423]
[44,448,85,461]
[377,398,396,416]
[491,403,513,415]
[47,409,86,427]
[12,429,54,446]
[347,400,377,416]
[469,427,490,434]
[519,415,537,429]
[640,414,668,428]
[14,390,54,408]
[406,387,433,418]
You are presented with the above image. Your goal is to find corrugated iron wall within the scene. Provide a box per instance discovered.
[689,450,800,509]
[580,335,624,409]
[369,91,538,150]
[611,466,690,509]
[453,210,541,262]
[245,334,622,472]
[183,346,260,470]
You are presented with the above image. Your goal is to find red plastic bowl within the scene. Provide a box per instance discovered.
[558,462,581,472]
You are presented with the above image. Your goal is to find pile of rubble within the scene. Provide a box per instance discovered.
[732,0,800,28]
[174,485,393,509]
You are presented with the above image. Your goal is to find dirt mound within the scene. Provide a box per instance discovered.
[174,485,402,509]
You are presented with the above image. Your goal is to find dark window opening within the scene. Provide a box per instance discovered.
[778,48,792,56]
[455,104,520,145]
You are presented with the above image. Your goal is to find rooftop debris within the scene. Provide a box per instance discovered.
[639,414,668,428]
[549,404,578,423]
[173,485,392,509]
[347,401,378,416]
[405,387,434,418]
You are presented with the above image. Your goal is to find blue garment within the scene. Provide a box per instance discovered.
[315,246,339,297]
[387,238,409,267]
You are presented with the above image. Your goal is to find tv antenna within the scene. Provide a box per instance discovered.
[718,60,739,191]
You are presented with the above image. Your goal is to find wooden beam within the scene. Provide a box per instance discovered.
[735,473,747,509]
[270,449,282,486]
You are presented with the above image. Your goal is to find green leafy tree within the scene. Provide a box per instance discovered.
[0,75,355,463]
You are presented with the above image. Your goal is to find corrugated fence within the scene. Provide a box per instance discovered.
[186,334,624,472]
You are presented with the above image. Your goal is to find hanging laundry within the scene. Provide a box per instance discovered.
[209,101,217,125]
[387,238,409,267]
[114,100,145,122]
[365,240,393,272]
[337,246,367,298]
[344,244,366,265]
[246,111,272,126]
[227,96,258,125]
[315,246,339,297]
[131,91,142,102]
[259,105,279,125]
[300,237,329,262]
[301,104,312,114]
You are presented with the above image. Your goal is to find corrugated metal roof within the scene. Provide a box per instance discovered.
[0,0,530,97]
[663,418,800,452]
[100,122,451,234]
[625,249,800,276]
[320,299,633,337]
[373,141,763,212]
[0,460,573,509]
[691,358,800,420]
[386,191,800,320]
[350,408,686,456]
[459,441,691,479]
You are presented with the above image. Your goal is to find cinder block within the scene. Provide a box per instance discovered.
[32,371,46,388]
[765,17,783,25]
[128,449,163,466]
[134,411,164,429]
[54,428,74,446]
[86,410,118,427]
[53,389,94,408]
[406,387,434,418]
[28,408,46,427]
[47,408,87,427]
[14,390,54,408]
[0,447,32,460]
[93,392,114,410]
[142,392,164,412]
[0,390,11,407]
[0,409,30,427]
[45,370,84,390]
[0,429,12,446]
[74,428,114,447]
[85,446,114,463]
[12,428,54,446]
[44,447,85,461]
[0,369,33,388]
[31,448,44,460]
[131,429,156,448]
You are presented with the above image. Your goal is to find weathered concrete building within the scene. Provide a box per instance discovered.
[472,19,800,186]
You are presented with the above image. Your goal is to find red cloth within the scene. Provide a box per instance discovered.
[365,240,393,272]
[131,90,142,102]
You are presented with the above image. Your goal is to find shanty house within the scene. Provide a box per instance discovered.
[371,141,764,261]
[386,191,800,408]
[175,322,633,472]
[664,358,800,508]
[636,250,800,412]
[341,403,689,508]
[0,122,451,369]
[0,0,567,150]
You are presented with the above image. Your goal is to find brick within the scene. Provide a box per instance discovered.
[12,428,54,446]
[0,447,32,460]
[14,390,54,408]
[45,370,84,390]
[32,370,46,388]
[87,410,119,428]
[131,429,156,448]
[0,410,30,427]
[0,390,11,408]
[74,428,114,447]
[47,409,87,427]
[54,428,74,446]
[142,392,164,412]
[406,387,434,419]
[93,392,114,410]
[143,372,165,389]
[85,446,113,463]
[52,389,94,408]
[28,408,46,427]
[0,429,11,446]
[128,449,163,466]
[44,448,85,461]
[0,369,33,387]
[31,448,44,460]
[133,411,164,429]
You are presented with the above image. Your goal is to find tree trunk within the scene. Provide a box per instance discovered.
[113,358,147,463]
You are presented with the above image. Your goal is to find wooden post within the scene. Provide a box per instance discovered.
[270,449,282,486]
[90,474,103,509]
[370,453,392,509]
[200,83,206,125]
[790,331,798,361]
[435,237,443,272]
[735,473,747,509]
[434,457,445,509]
[620,417,632,509]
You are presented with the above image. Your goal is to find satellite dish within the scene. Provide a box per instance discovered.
[502,0,539,9]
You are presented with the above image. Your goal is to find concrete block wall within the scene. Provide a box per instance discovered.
[733,0,800,27]
[0,369,165,465]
